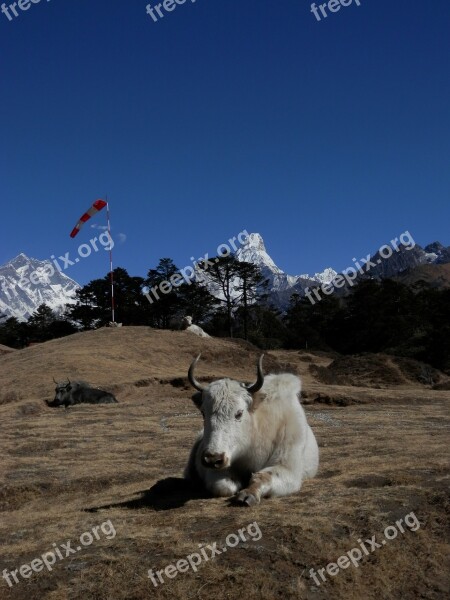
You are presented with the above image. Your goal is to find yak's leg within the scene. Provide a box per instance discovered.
[236,465,302,506]
[203,470,243,497]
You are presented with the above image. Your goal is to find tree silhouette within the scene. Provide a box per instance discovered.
[145,258,182,328]
[234,261,269,340]
[197,255,241,337]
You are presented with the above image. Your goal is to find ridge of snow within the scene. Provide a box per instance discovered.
[0,254,79,321]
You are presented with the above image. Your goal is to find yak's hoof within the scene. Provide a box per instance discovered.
[235,490,260,506]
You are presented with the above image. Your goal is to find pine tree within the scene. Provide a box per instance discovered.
[197,255,242,337]
[67,268,147,327]
[0,316,28,348]
[145,259,182,328]
[177,281,219,324]
[234,261,269,340]
[27,304,57,342]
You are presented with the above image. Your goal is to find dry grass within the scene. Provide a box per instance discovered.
[0,327,449,600]
[0,344,16,356]
[309,354,446,389]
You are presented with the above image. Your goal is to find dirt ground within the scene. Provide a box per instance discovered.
[0,327,449,600]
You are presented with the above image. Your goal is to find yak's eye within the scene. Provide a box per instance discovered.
[235,410,244,420]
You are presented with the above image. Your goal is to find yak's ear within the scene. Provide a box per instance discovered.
[248,391,265,413]
[191,391,203,408]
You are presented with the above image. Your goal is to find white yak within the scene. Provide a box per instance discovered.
[184,355,319,505]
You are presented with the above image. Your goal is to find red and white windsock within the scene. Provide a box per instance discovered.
[69,199,107,238]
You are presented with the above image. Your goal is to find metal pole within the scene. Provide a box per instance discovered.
[106,199,115,323]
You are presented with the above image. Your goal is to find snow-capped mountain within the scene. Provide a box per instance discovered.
[360,241,450,282]
[423,242,450,265]
[235,234,284,278]
[2,237,449,321]
[0,254,79,321]
[197,233,450,309]
[235,233,337,290]
[195,233,336,306]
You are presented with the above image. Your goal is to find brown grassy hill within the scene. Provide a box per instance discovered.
[0,343,15,356]
[0,327,281,405]
[0,327,449,600]
[310,353,447,389]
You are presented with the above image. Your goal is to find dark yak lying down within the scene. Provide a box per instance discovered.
[47,380,118,407]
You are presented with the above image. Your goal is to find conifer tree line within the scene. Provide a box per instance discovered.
[1,256,449,373]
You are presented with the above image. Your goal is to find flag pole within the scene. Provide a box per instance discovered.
[106,197,115,323]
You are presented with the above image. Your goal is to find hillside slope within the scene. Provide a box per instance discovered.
[0,327,448,600]
[0,327,281,404]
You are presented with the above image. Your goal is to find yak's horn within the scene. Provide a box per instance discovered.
[188,354,205,392]
[245,355,265,394]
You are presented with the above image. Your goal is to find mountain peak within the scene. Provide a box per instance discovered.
[0,254,79,321]
[423,241,450,264]
[425,241,445,252]
[242,233,267,253]
[9,253,31,265]
[236,233,283,275]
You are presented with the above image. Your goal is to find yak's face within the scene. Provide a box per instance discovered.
[193,379,253,470]
[188,353,265,469]
[53,383,72,404]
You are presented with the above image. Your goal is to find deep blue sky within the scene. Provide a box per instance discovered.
[1,0,449,284]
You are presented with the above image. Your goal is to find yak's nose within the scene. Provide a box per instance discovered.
[202,451,227,469]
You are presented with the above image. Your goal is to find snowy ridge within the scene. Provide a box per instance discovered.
[196,233,336,304]
[197,233,450,309]
[235,233,336,289]
[0,254,79,321]
[235,233,284,276]
[2,237,449,320]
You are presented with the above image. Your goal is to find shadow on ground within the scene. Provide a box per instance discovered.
[85,477,211,512]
